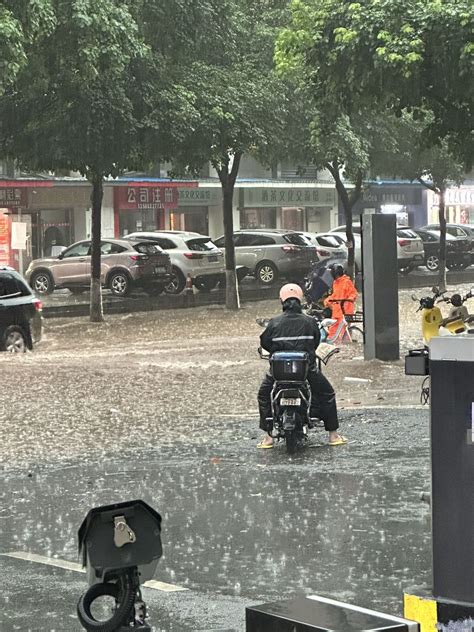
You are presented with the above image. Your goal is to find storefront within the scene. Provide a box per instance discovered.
[114,182,203,236]
[239,186,337,232]
[351,182,426,226]
[0,186,30,271]
[427,187,474,225]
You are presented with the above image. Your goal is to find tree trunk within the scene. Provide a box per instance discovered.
[327,161,363,280]
[437,187,447,293]
[89,173,104,322]
[222,183,239,309]
[216,153,242,310]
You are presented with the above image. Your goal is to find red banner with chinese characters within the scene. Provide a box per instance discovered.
[0,211,12,266]
[116,185,179,210]
[0,188,28,208]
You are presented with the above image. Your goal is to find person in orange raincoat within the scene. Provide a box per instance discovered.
[324,263,358,341]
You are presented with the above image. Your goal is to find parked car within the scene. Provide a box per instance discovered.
[0,266,42,352]
[412,228,471,271]
[25,239,171,297]
[213,229,318,285]
[330,223,425,273]
[423,223,474,265]
[125,231,225,294]
[302,232,348,262]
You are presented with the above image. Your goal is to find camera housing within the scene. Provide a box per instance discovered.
[78,499,162,585]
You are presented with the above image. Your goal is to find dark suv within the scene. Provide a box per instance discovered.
[213,230,318,285]
[0,267,43,353]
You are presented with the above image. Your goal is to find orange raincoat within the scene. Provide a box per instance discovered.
[324,275,358,340]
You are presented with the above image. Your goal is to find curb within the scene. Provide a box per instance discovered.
[41,269,474,319]
[42,286,281,318]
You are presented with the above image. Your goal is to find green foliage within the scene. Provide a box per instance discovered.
[276,0,473,168]
[0,0,147,178]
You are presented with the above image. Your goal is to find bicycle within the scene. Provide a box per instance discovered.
[323,298,364,344]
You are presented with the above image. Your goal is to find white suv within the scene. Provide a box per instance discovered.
[330,224,424,273]
[125,231,225,294]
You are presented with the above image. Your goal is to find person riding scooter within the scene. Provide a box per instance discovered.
[257,283,347,449]
[323,264,358,341]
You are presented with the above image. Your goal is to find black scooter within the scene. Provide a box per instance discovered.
[260,350,311,454]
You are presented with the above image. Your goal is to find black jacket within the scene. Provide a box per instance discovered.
[260,302,321,369]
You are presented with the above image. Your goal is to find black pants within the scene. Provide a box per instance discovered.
[258,370,339,433]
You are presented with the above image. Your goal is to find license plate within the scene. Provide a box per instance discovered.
[154,266,166,274]
[280,397,301,406]
[208,255,218,262]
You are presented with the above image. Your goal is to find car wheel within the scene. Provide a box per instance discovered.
[1,326,28,353]
[425,255,439,272]
[109,271,131,296]
[256,262,278,285]
[194,278,218,292]
[165,267,186,295]
[31,271,54,295]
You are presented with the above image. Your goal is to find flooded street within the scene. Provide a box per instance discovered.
[0,287,468,630]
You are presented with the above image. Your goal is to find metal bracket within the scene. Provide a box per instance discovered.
[114,515,137,548]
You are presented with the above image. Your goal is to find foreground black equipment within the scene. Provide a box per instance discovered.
[77,500,162,631]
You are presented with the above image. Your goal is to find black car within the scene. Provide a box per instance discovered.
[411,229,472,272]
[0,266,43,352]
[423,223,474,265]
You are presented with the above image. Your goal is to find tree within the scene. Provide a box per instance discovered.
[380,112,465,291]
[0,1,55,93]
[275,0,472,277]
[0,0,147,322]
[143,0,290,309]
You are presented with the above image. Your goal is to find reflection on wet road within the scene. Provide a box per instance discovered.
[1,408,432,631]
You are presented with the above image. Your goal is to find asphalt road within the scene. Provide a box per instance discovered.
[1,289,458,631]
[0,407,432,632]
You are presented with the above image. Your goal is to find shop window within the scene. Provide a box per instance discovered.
[240,208,276,229]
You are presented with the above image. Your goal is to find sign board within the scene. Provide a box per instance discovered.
[243,188,335,208]
[11,222,28,250]
[0,188,27,208]
[178,188,222,206]
[116,186,179,210]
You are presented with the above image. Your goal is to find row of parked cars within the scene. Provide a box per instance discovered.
[328,222,474,273]
[17,223,474,300]
[1,223,473,353]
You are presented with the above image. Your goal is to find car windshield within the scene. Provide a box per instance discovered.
[397,228,418,239]
[186,238,219,251]
[283,233,312,246]
[0,273,30,297]
[133,242,162,255]
[317,235,343,248]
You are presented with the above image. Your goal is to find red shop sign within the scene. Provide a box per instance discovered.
[116,186,178,210]
[0,187,27,207]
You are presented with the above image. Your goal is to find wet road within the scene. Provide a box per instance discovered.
[0,288,451,631]
[1,408,432,631]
